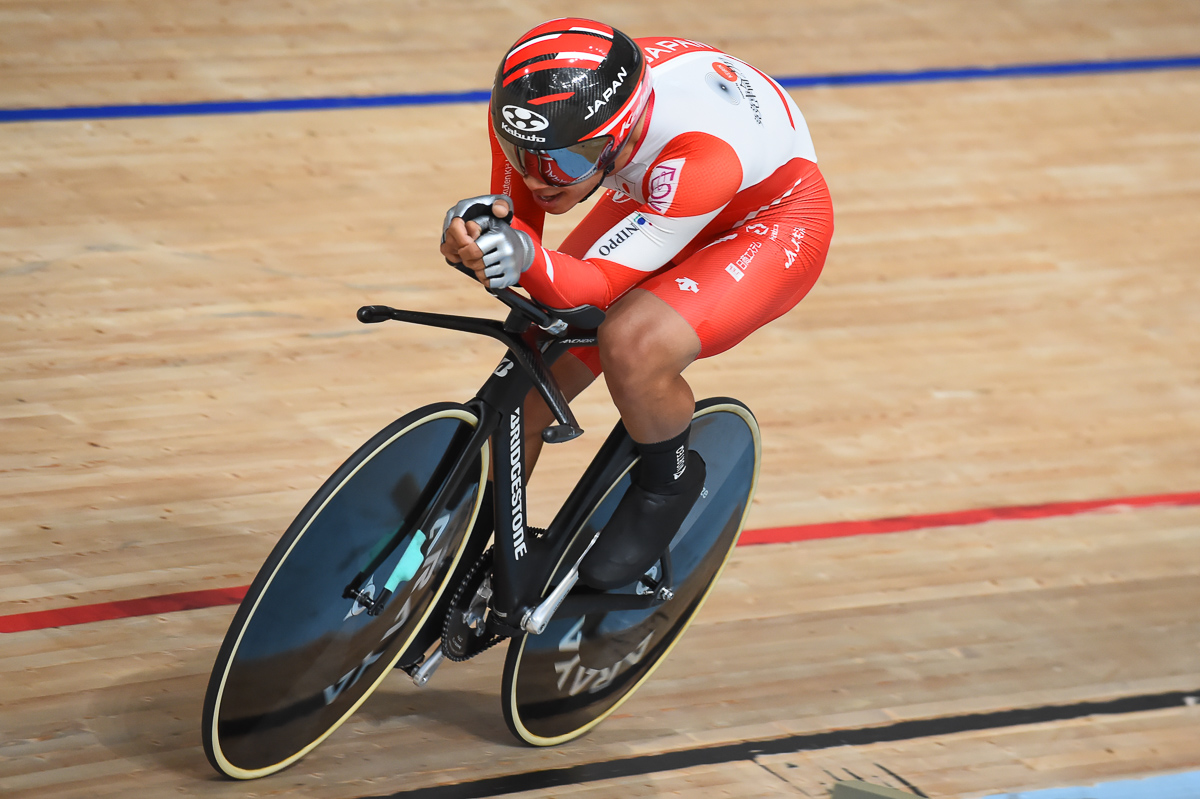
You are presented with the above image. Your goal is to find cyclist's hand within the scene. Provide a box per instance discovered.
[473,219,535,289]
[446,214,534,289]
[440,195,513,266]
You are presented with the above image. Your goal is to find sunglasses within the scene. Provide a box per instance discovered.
[496,134,615,188]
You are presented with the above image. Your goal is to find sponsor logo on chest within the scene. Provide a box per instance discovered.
[597,213,650,257]
[647,158,685,214]
[716,60,763,125]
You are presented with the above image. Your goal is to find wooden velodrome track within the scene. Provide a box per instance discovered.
[3,1,1199,796]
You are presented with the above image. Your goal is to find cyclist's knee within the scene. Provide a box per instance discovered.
[599,324,654,385]
[598,299,698,386]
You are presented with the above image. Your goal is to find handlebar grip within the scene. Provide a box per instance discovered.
[357,305,393,324]
[542,424,584,444]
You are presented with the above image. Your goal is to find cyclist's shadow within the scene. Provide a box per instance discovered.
[83,650,512,783]
[359,671,514,745]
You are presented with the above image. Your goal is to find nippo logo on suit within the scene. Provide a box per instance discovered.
[647,158,685,214]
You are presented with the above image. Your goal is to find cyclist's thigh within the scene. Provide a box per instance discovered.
[639,181,833,358]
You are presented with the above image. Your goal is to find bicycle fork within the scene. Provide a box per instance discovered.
[342,418,493,617]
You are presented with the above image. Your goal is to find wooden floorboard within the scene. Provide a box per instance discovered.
[3,1,1199,796]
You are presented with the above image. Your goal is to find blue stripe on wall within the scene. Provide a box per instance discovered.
[2,54,1199,124]
[0,89,492,123]
[774,54,1200,88]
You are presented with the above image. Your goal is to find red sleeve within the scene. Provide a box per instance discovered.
[488,120,545,238]
[511,217,621,308]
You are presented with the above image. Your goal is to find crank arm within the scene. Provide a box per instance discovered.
[411,648,445,687]
[521,530,601,635]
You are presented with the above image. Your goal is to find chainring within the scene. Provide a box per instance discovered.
[442,546,502,661]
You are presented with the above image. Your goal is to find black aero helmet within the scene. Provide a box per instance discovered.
[491,18,653,187]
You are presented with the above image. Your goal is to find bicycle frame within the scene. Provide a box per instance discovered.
[353,291,668,642]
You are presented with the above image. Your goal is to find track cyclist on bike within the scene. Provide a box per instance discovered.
[441,18,833,591]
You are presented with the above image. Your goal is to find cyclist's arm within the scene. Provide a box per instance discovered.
[516,133,742,308]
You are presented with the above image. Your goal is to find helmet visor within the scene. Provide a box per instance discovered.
[497,135,614,187]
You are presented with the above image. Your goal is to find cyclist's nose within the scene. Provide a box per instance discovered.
[522,173,554,192]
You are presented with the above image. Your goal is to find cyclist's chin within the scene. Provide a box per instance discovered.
[533,190,582,215]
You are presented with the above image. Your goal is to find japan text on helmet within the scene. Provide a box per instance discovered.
[491,19,653,187]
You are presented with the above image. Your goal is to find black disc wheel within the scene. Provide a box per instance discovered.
[501,398,760,745]
[202,403,489,778]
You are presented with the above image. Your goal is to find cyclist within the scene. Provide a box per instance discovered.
[441,18,833,590]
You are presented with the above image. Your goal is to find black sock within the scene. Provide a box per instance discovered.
[632,426,691,494]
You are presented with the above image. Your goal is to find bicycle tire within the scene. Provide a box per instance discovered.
[202,402,489,778]
[501,398,760,745]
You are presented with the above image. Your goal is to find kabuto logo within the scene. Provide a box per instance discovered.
[502,105,549,132]
[501,105,549,143]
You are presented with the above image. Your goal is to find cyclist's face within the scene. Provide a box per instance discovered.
[512,112,646,215]
[521,170,605,215]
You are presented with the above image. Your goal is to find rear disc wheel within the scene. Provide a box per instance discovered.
[501,399,760,745]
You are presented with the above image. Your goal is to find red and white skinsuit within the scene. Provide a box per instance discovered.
[490,38,834,373]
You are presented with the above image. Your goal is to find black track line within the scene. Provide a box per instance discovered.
[363,688,1198,798]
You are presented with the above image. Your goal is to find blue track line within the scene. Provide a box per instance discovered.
[2,54,1199,124]
[979,769,1200,799]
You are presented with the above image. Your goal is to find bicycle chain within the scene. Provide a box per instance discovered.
[441,546,503,662]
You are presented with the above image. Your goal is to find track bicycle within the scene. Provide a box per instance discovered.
[201,280,761,779]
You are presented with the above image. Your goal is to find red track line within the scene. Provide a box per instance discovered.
[0,586,248,634]
[739,489,1200,545]
[4,490,1199,633]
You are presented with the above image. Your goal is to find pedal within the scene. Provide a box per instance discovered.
[636,550,675,602]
